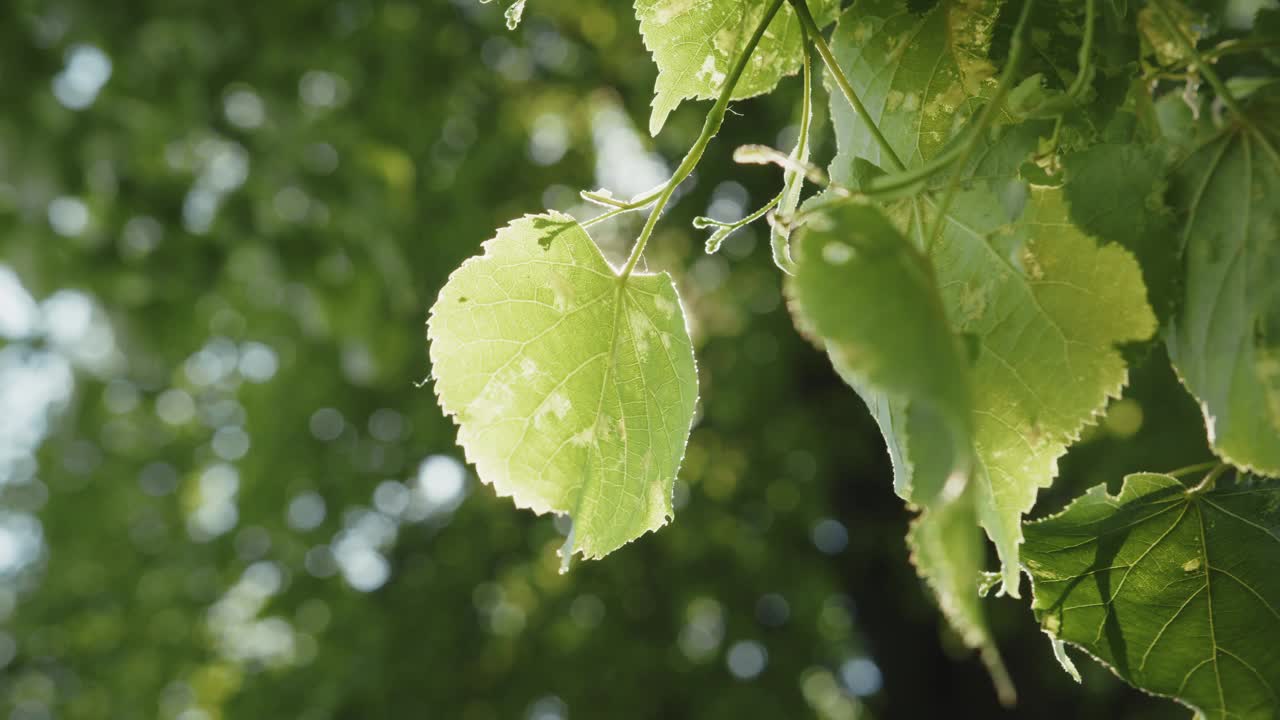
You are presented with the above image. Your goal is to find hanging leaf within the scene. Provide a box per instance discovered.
[427,213,699,565]
[787,203,1014,698]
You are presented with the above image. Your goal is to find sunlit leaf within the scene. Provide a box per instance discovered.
[636,0,839,136]
[827,0,1001,180]
[1062,143,1179,321]
[921,186,1157,592]
[427,213,699,564]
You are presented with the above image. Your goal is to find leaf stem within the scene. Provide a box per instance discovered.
[790,0,905,171]
[619,0,787,279]
[1167,460,1220,479]
[582,185,664,210]
[1190,464,1230,495]
[582,201,654,229]
[1068,0,1096,100]
[699,192,784,253]
[925,0,1035,245]
[769,27,813,275]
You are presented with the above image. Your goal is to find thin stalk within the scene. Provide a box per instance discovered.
[925,0,1035,245]
[619,0,787,279]
[581,184,664,210]
[1190,464,1230,495]
[700,192,784,253]
[582,200,656,228]
[734,144,827,185]
[789,0,905,171]
[1168,461,1221,479]
[770,28,813,275]
[1149,0,1247,122]
[1066,0,1096,99]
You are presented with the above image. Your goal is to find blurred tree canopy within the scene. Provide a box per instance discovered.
[0,0,1217,717]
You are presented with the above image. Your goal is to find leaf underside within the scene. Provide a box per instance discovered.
[1023,472,1280,720]
[427,213,699,563]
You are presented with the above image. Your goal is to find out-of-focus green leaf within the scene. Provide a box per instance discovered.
[788,202,971,504]
[788,203,1014,696]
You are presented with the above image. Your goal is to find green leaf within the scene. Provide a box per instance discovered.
[923,185,1157,591]
[787,203,1016,697]
[1166,121,1280,476]
[1062,142,1179,321]
[908,488,1016,705]
[1023,472,1280,720]
[788,202,972,505]
[827,0,1001,181]
[427,213,699,565]
[635,0,838,136]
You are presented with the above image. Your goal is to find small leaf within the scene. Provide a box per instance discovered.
[1023,472,1280,719]
[1138,0,1204,67]
[427,213,699,565]
[1166,117,1280,476]
[636,0,839,136]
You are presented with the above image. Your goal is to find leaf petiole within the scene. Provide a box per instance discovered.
[790,0,905,172]
[697,191,783,254]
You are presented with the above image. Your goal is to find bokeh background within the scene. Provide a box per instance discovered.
[0,0,1221,717]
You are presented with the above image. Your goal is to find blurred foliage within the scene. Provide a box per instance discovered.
[0,0,1215,718]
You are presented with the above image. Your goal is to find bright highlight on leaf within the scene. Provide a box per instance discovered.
[1023,472,1280,720]
[427,213,699,567]
[636,0,838,136]
[1166,119,1280,476]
